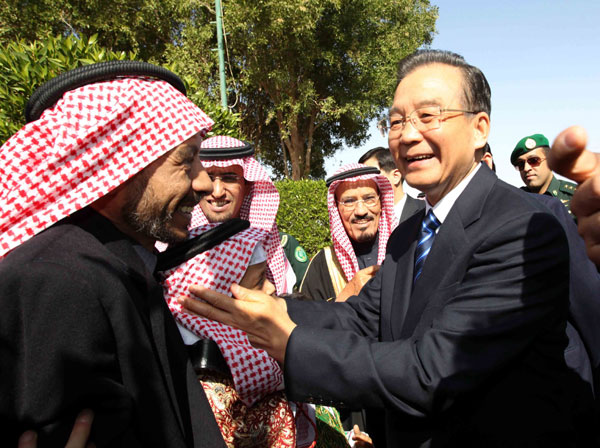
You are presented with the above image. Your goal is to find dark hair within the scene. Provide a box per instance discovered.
[396,50,491,117]
[358,147,396,172]
[483,143,496,172]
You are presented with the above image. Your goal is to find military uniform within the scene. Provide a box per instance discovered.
[280,231,309,290]
[521,175,577,216]
[512,133,578,218]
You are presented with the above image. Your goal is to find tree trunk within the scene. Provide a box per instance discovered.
[281,138,290,179]
[303,108,318,178]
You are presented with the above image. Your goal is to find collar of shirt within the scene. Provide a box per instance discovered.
[393,194,408,220]
[544,175,560,197]
[425,163,481,225]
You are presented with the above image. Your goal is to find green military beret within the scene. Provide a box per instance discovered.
[510,133,550,165]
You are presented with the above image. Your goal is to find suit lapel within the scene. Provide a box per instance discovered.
[386,210,423,340]
[398,167,497,339]
[399,195,425,224]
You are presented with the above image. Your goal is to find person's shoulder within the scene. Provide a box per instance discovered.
[490,178,552,213]
[280,231,298,249]
[470,179,566,240]
[310,247,328,263]
[482,180,568,242]
[558,179,577,196]
[0,222,111,279]
[280,232,309,263]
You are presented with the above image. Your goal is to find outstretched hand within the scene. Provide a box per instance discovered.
[548,126,600,265]
[336,265,380,302]
[179,284,297,363]
[350,424,374,448]
[18,410,95,448]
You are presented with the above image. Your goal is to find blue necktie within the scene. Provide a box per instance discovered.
[414,210,441,282]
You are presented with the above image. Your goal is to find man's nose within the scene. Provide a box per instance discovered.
[211,178,226,197]
[353,201,369,216]
[191,161,213,196]
[397,120,423,145]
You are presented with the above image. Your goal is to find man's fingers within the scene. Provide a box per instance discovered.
[18,431,37,448]
[571,171,600,217]
[575,210,600,264]
[188,285,236,313]
[549,126,599,183]
[179,295,237,328]
[366,264,380,275]
[65,409,94,448]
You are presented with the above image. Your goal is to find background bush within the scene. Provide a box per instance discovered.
[0,34,134,145]
[275,179,331,259]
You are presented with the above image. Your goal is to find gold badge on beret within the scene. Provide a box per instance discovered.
[525,138,536,149]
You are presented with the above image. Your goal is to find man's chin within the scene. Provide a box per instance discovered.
[203,211,235,224]
[353,231,377,243]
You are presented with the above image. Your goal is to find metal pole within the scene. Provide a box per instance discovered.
[215,0,227,109]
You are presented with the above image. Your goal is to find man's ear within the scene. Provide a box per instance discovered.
[473,112,490,152]
[391,169,403,187]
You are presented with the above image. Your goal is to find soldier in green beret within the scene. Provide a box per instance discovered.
[511,133,577,216]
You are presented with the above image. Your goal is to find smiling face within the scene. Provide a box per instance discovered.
[107,133,213,248]
[388,63,489,205]
[335,179,381,243]
[198,165,249,222]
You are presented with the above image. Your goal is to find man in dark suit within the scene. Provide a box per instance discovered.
[0,62,225,447]
[359,146,424,226]
[181,50,594,446]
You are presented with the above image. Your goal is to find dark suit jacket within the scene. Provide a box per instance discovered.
[284,166,593,446]
[533,195,600,403]
[398,194,425,224]
[0,209,225,447]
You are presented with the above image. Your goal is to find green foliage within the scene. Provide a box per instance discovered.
[0,1,438,177]
[0,34,134,145]
[0,33,242,145]
[0,0,198,62]
[223,0,438,178]
[176,71,243,139]
[275,179,331,258]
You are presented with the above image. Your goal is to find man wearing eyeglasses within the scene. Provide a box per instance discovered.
[358,146,425,228]
[299,163,395,303]
[511,133,577,215]
[179,50,595,446]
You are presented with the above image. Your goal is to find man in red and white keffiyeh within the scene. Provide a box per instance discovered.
[195,135,295,295]
[300,163,395,302]
[161,136,316,448]
[0,62,226,447]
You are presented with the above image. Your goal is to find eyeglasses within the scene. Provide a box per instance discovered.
[208,173,243,183]
[338,195,380,210]
[514,156,546,171]
[381,106,477,135]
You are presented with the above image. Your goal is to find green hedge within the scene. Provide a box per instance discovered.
[275,179,331,259]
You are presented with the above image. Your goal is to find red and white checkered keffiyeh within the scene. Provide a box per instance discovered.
[191,135,291,295]
[0,77,213,258]
[328,163,395,281]
[161,223,284,406]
